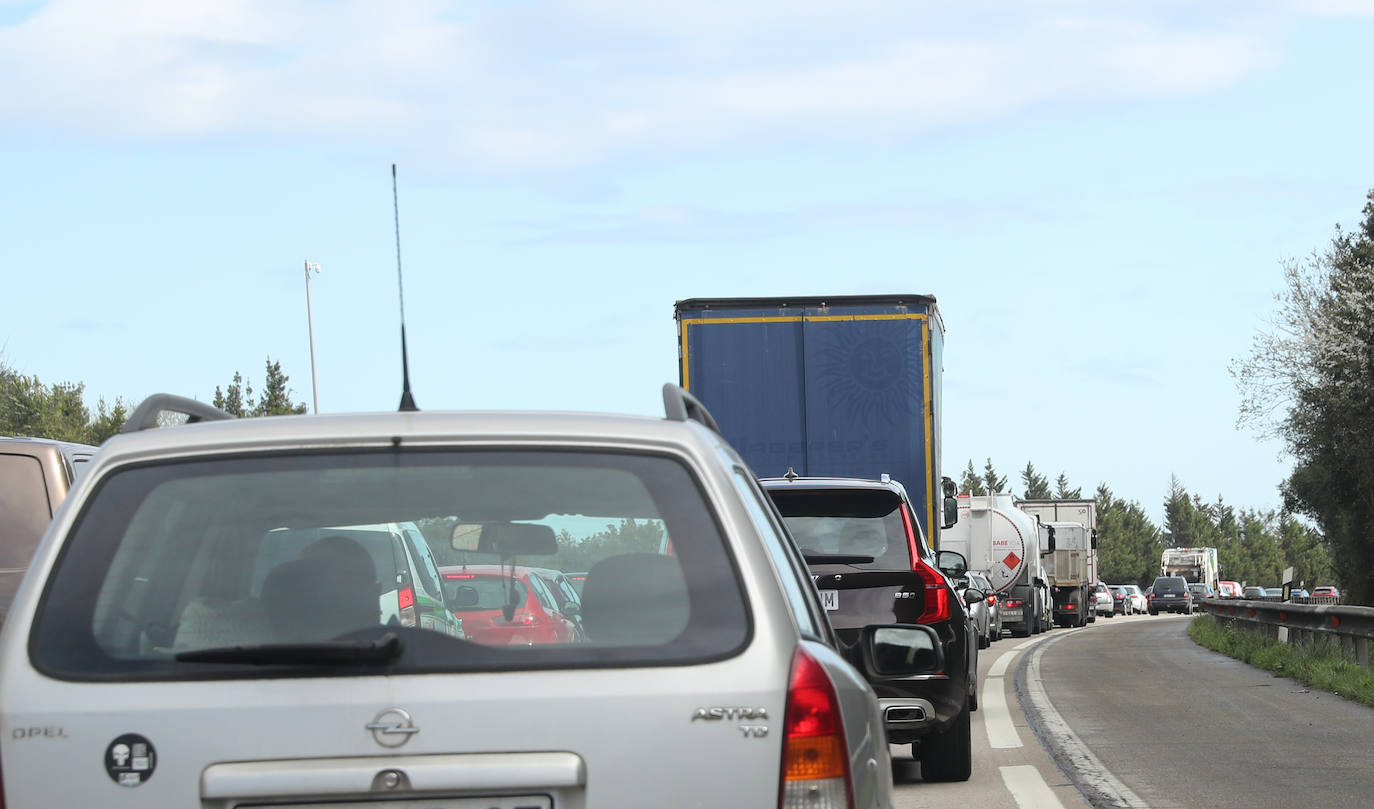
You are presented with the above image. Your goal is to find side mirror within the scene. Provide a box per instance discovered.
[937,550,968,579]
[850,624,945,678]
[1090,528,1098,550]
[942,496,958,530]
[561,601,582,619]
[941,476,957,499]
[1043,525,1056,554]
[963,588,985,606]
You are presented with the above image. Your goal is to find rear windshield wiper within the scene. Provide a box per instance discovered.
[803,552,877,565]
[175,632,403,666]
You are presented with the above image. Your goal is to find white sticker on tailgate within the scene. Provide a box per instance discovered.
[820,590,839,610]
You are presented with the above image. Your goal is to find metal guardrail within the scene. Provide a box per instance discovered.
[1199,597,1374,667]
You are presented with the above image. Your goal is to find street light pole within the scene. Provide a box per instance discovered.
[304,260,322,414]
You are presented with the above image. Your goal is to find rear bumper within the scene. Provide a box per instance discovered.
[1149,599,1192,613]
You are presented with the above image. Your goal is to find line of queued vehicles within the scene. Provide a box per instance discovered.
[10,295,1347,803]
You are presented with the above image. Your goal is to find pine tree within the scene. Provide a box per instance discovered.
[1020,461,1052,499]
[960,459,986,496]
[981,458,1008,495]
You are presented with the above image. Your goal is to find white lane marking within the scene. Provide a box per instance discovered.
[983,676,1021,748]
[989,649,1019,678]
[1025,634,1152,809]
[1001,765,1067,809]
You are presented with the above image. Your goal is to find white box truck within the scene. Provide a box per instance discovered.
[1160,547,1220,590]
[1016,499,1098,627]
[942,493,1052,637]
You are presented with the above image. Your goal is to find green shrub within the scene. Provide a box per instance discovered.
[1188,615,1374,707]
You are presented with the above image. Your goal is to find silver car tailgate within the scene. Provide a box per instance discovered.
[2,656,790,808]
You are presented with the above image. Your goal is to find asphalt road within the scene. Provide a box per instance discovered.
[889,627,1093,809]
[1029,613,1374,809]
[889,612,1374,809]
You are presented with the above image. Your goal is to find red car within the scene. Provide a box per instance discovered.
[440,565,581,645]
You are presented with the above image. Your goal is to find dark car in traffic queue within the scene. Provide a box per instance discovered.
[1149,575,1195,615]
[958,570,1000,648]
[1187,582,1217,606]
[761,473,980,783]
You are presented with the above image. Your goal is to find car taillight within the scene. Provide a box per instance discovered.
[398,586,417,627]
[899,504,949,624]
[1005,599,1023,608]
[986,594,996,605]
[1064,603,1076,610]
[780,649,852,809]
[445,573,476,579]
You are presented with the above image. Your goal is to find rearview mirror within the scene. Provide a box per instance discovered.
[963,588,985,606]
[450,522,559,557]
[451,523,484,552]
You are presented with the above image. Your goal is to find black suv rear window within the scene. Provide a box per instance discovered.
[765,488,916,570]
[29,449,750,681]
[1154,577,1186,594]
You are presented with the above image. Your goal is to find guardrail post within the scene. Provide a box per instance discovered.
[1341,634,1354,662]
[1359,638,1370,669]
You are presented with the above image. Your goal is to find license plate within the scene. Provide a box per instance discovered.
[1002,608,1022,620]
[277,798,552,809]
[820,590,839,610]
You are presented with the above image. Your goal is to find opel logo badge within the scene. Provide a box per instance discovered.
[366,708,419,748]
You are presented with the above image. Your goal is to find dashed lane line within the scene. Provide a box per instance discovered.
[983,675,1021,749]
[1001,765,1068,809]
[989,648,1019,678]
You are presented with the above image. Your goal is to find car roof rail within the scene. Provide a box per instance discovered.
[120,394,236,434]
[661,384,721,435]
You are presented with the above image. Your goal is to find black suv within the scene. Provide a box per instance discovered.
[761,474,979,782]
[1149,575,1194,615]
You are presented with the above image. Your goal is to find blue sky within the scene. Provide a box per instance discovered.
[4,0,1374,523]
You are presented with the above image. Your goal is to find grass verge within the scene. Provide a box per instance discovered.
[1188,614,1374,706]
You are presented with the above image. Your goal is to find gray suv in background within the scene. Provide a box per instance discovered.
[0,387,942,808]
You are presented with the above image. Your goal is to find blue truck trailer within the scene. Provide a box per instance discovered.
[674,295,957,548]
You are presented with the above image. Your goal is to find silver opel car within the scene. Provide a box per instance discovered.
[0,387,941,808]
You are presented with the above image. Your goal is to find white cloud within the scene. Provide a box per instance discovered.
[0,0,1284,167]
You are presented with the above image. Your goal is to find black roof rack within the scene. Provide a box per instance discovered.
[661,384,721,435]
[120,394,236,434]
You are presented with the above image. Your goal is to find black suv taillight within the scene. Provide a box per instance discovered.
[900,504,950,624]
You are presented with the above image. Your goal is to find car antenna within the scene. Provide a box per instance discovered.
[392,163,418,412]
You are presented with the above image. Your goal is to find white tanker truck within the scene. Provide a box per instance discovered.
[942,493,1052,637]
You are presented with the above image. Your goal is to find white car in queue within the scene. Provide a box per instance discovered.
[0,387,943,809]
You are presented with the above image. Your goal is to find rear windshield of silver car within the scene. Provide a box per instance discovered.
[29,449,750,681]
